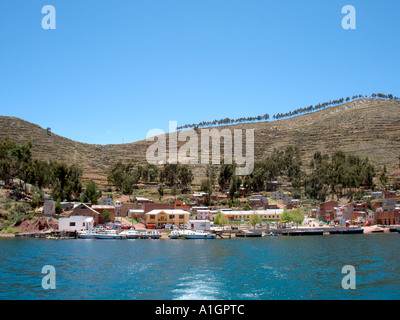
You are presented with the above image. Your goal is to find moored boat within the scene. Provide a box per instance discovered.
[95,229,126,239]
[182,230,216,239]
[235,230,263,238]
[140,231,151,239]
[120,228,141,239]
[150,230,161,239]
[78,229,97,239]
[329,228,364,234]
[281,229,324,236]
[169,230,181,239]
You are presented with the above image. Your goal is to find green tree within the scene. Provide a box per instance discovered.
[81,180,100,204]
[379,165,388,189]
[177,164,194,186]
[243,202,250,211]
[214,211,229,225]
[249,213,262,228]
[157,184,164,200]
[280,209,293,222]
[291,208,305,227]
[100,210,112,222]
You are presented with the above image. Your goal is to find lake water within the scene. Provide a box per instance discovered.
[1,233,399,300]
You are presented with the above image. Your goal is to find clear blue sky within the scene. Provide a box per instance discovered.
[1,0,399,145]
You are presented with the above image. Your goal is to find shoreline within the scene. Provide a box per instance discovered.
[3,224,399,239]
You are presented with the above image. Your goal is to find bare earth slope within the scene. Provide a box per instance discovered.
[1,98,399,184]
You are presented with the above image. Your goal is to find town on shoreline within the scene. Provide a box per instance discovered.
[2,184,399,239]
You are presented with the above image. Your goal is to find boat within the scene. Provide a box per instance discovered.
[94,229,126,239]
[329,228,364,234]
[181,230,216,239]
[235,230,263,238]
[266,232,278,236]
[169,230,181,239]
[78,229,98,239]
[139,231,151,239]
[120,228,141,239]
[150,230,161,239]
[281,229,324,236]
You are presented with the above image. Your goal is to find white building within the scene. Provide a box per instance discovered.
[187,219,211,231]
[271,192,286,200]
[59,216,94,232]
[196,210,211,220]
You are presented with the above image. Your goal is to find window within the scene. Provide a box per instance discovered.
[69,222,76,227]
[150,215,155,219]
[179,215,184,219]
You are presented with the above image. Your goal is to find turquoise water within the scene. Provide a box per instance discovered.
[0,233,399,300]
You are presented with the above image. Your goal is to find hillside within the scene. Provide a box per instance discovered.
[1,98,399,185]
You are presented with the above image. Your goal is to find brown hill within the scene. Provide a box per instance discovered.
[1,98,399,185]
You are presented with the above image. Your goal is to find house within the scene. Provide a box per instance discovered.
[310,208,318,218]
[101,198,113,206]
[70,203,113,226]
[220,209,284,223]
[196,210,211,220]
[371,191,383,199]
[335,205,351,222]
[59,216,94,232]
[384,190,397,199]
[266,181,278,192]
[43,199,55,216]
[291,199,301,207]
[142,201,190,213]
[144,209,190,229]
[190,206,210,214]
[375,206,400,225]
[187,219,211,231]
[283,197,293,205]
[135,197,153,204]
[120,202,140,217]
[271,192,286,200]
[251,194,269,208]
[114,200,122,217]
[92,205,115,221]
[319,200,339,222]
[128,209,145,220]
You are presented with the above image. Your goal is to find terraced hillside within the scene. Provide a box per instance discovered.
[0,98,399,185]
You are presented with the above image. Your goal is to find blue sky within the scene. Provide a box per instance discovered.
[0,0,399,145]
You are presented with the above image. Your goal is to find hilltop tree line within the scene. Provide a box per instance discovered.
[177,93,400,130]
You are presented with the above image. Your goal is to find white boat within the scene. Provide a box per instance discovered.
[150,230,161,239]
[78,228,101,239]
[140,231,151,239]
[169,230,181,239]
[95,229,126,239]
[182,230,216,239]
[120,228,141,239]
